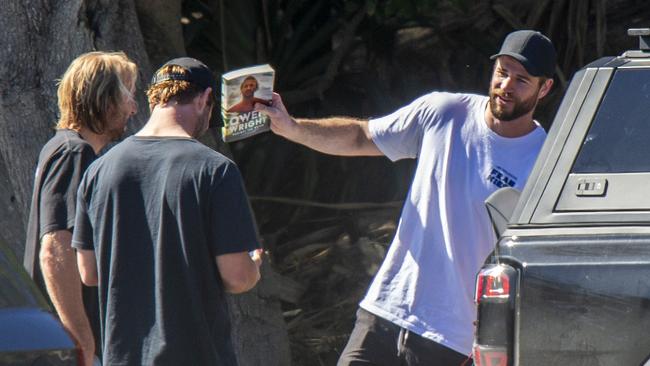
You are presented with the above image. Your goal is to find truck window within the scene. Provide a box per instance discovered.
[572,68,650,173]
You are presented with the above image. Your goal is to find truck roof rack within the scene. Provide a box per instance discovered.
[629,28,650,50]
[624,28,650,58]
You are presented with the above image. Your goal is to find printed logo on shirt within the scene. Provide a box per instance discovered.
[488,166,517,188]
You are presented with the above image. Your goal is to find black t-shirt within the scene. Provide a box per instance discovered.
[23,128,101,354]
[72,136,260,366]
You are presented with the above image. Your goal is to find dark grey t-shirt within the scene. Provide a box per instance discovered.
[72,136,259,366]
[23,128,101,353]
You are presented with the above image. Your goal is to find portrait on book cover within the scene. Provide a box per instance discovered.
[225,74,273,114]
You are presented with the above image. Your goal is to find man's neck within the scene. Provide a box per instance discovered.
[484,104,537,138]
[77,127,111,154]
[136,105,194,138]
[241,96,255,105]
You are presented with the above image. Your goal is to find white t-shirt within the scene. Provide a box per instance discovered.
[361,92,546,355]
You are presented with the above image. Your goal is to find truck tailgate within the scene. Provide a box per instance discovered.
[506,236,650,365]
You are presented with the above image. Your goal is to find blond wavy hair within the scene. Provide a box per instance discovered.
[56,51,137,133]
[146,65,212,108]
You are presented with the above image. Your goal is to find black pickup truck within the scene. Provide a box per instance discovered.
[473,29,650,366]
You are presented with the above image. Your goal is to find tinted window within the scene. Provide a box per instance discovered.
[572,68,650,173]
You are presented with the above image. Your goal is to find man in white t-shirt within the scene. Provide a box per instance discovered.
[257,30,555,365]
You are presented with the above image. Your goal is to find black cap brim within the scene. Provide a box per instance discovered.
[490,52,544,77]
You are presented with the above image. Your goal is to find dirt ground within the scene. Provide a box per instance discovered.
[267,206,400,365]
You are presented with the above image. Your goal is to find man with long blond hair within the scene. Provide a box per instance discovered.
[72,57,262,365]
[23,51,137,366]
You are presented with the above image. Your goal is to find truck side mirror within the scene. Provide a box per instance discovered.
[485,187,521,237]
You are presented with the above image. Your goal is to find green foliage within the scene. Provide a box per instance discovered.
[177,0,650,264]
[176,2,650,362]
[182,0,259,72]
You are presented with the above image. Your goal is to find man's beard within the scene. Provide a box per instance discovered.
[489,86,540,121]
[108,127,126,142]
[107,113,129,141]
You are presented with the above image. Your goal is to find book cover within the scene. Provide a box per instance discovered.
[221,64,275,142]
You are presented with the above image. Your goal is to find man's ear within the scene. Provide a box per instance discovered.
[197,87,213,110]
[537,78,554,100]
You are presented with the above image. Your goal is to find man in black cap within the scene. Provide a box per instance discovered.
[72,57,263,366]
[256,30,555,365]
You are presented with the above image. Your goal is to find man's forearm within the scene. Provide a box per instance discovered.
[40,231,95,363]
[288,117,383,157]
[223,259,260,294]
[216,251,262,294]
[256,94,383,157]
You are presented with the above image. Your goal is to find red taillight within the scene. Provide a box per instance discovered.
[475,265,511,303]
[473,344,508,366]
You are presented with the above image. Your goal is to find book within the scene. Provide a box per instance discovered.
[221,64,275,142]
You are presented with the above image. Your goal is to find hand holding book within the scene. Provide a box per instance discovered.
[254,92,296,139]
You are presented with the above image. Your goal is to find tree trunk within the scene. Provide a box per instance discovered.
[0,0,152,257]
[134,0,185,68]
[0,1,289,364]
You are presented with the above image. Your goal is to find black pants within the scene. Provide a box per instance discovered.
[337,308,471,366]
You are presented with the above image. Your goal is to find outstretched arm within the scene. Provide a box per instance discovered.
[255,93,384,157]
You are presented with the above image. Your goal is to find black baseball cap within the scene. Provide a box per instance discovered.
[150,57,218,97]
[491,30,556,78]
